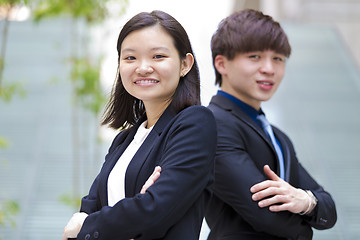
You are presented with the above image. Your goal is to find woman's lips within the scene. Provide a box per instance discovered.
[134,78,159,86]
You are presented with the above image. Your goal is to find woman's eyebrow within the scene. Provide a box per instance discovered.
[151,47,170,52]
[121,48,135,54]
[121,46,171,56]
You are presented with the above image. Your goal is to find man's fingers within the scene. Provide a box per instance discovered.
[263,165,280,181]
[256,193,289,207]
[250,165,282,194]
[250,179,279,193]
[252,185,283,201]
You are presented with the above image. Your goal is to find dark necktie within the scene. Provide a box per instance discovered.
[257,114,285,180]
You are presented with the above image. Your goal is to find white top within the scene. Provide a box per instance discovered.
[107,121,153,207]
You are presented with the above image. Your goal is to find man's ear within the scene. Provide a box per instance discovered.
[214,55,227,76]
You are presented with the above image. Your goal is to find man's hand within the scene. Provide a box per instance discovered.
[250,165,309,214]
[62,212,88,240]
[140,166,161,194]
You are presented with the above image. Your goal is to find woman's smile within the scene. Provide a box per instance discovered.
[134,78,160,86]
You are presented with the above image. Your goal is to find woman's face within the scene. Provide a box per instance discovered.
[119,25,187,108]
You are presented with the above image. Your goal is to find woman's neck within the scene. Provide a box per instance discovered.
[143,100,171,129]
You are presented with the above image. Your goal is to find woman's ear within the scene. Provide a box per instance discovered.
[180,53,194,77]
[214,55,227,76]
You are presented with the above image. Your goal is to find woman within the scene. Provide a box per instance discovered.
[62,10,216,240]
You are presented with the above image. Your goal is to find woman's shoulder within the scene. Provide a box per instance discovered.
[179,105,214,117]
[107,128,132,153]
[175,105,216,127]
[153,105,216,136]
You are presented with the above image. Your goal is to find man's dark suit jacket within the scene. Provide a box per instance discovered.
[76,105,217,240]
[205,95,337,240]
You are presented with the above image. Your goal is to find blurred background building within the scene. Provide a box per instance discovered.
[0,0,359,239]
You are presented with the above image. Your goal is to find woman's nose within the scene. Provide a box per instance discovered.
[136,61,154,75]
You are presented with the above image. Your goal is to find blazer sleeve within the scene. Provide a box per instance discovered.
[275,129,337,230]
[211,114,313,239]
[296,162,337,230]
[80,130,128,214]
[80,174,101,214]
[77,106,217,240]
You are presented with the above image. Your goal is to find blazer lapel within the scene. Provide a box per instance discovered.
[124,107,176,197]
[124,130,158,197]
[273,128,291,182]
[97,127,136,206]
[210,95,282,175]
[211,95,274,147]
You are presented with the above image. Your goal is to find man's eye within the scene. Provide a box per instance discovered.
[154,55,165,59]
[249,55,260,59]
[274,56,284,62]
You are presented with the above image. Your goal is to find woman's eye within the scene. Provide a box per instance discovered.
[124,56,136,60]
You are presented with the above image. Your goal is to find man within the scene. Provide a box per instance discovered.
[205,9,337,239]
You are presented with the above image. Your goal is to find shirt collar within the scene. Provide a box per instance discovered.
[217,90,264,126]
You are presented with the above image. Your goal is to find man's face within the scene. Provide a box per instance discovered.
[217,50,286,110]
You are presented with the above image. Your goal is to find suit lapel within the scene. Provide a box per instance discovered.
[229,102,280,166]
[124,107,176,197]
[211,95,274,147]
[124,130,158,197]
[273,127,291,182]
[210,95,285,177]
[97,127,136,206]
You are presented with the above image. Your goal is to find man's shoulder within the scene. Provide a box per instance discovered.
[207,100,248,134]
[208,95,242,120]
[208,101,231,119]
[208,95,230,111]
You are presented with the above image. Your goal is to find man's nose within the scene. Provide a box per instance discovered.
[259,59,275,75]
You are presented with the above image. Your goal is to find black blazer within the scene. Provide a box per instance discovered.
[77,105,217,240]
[205,95,336,240]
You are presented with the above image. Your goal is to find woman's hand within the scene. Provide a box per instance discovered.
[62,212,88,240]
[250,165,310,214]
[140,166,161,194]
